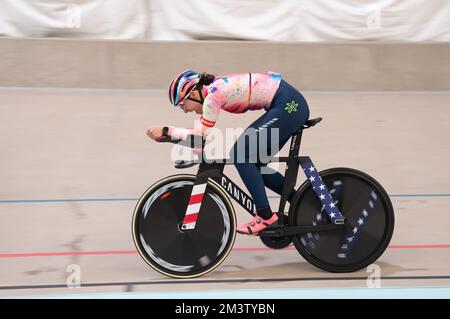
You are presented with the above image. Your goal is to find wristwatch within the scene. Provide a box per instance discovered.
[162,126,169,137]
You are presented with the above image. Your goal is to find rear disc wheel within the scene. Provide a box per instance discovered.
[289,168,394,272]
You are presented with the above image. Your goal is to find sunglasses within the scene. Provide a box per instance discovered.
[177,85,204,110]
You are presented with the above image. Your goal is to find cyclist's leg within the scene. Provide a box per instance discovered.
[257,163,297,203]
[230,113,274,220]
[231,108,307,212]
[232,125,280,233]
[255,132,291,200]
[257,81,309,203]
[232,80,309,233]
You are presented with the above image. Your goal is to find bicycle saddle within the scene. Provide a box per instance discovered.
[174,160,199,169]
[302,117,322,129]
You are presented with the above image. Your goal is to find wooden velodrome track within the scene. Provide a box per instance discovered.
[0,88,449,298]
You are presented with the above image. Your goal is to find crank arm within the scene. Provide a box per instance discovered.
[259,223,345,238]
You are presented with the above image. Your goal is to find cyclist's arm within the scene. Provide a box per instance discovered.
[168,127,196,140]
[168,90,224,141]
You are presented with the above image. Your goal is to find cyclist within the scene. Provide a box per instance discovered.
[147,70,310,235]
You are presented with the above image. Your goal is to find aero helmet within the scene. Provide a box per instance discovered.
[168,69,202,106]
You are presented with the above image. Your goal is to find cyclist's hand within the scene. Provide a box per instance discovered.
[146,125,163,140]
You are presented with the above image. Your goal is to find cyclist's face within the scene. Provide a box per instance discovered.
[179,91,203,114]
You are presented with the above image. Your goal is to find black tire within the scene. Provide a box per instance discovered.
[289,168,394,273]
[132,174,236,278]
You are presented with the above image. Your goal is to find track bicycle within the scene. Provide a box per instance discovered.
[132,117,395,278]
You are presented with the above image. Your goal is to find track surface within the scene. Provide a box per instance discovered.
[1,88,449,298]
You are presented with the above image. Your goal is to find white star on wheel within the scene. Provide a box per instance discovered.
[319,194,325,200]
[358,218,364,225]
[319,184,325,190]
[309,166,315,172]
[309,176,315,182]
[329,202,335,208]
[363,209,368,217]
[353,227,358,234]
[347,237,354,242]
[370,191,377,200]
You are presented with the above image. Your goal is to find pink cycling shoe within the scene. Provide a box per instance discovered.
[236,213,279,235]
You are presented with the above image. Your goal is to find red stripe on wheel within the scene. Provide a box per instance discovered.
[183,213,199,224]
[188,193,204,205]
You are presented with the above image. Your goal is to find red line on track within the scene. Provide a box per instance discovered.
[1,245,449,259]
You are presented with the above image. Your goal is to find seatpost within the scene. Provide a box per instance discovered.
[289,130,303,157]
[277,130,303,217]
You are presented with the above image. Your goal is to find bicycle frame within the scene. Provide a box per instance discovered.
[136,118,393,278]
[179,126,346,233]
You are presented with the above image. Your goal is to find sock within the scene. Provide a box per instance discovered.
[256,206,273,220]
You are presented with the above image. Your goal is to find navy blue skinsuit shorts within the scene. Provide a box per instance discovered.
[230,79,310,218]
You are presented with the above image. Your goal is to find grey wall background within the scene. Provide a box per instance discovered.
[1,0,450,41]
[0,38,449,91]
